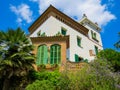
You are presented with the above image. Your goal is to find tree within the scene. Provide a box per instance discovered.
[114,32,120,49]
[0,28,35,90]
[97,49,120,72]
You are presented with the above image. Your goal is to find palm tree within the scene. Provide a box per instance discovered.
[0,28,35,90]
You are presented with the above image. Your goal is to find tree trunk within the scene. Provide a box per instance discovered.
[2,78,10,90]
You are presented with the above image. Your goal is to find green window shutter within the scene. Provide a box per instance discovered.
[91,31,97,40]
[61,28,66,35]
[57,46,61,64]
[50,45,61,64]
[40,46,44,64]
[91,31,94,38]
[94,33,96,39]
[95,46,98,55]
[43,45,48,64]
[36,47,41,65]
[36,45,48,65]
[77,37,81,46]
[75,54,79,62]
[50,46,54,64]
[94,33,97,39]
[54,46,56,64]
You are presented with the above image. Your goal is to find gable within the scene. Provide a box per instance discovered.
[29,5,89,36]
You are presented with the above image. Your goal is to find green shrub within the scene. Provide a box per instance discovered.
[57,60,117,90]
[57,73,72,90]
[89,60,116,90]
[25,70,61,89]
[26,60,119,90]
[25,80,54,90]
[97,49,120,72]
[33,70,60,85]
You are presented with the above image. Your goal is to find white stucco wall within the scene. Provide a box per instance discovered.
[30,16,103,62]
[83,23,103,46]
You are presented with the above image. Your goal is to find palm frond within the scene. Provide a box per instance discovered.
[0,28,35,78]
[1,60,13,67]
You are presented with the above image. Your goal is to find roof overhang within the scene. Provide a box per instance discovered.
[29,5,89,36]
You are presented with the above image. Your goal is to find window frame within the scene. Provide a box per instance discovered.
[91,30,99,42]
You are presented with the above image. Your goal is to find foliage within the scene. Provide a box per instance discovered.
[37,64,59,71]
[31,70,60,85]
[55,31,62,36]
[83,59,89,63]
[41,32,46,37]
[0,28,35,90]
[89,60,116,90]
[8,76,29,90]
[97,49,120,72]
[37,30,41,36]
[25,70,60,90]
[26,60,119,90]
[114,72,120,85]
[0,78,3,89]
[37,64,46,70]
[37,30,46,37]
[25,80,55,90]
[114,32,120,49]
[51,63,59,68]
[57,60,117,90]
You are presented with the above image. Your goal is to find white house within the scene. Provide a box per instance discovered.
[29,5,103,66]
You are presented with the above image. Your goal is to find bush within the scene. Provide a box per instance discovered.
[57,60,117,90]
[25,70,61,90]
[97,49,120,72]
[89,60,116,90]
[25,80,55,90]
[26,60,119,90]
[33,70,60,85]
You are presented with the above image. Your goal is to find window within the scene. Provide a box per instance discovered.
[94,46,98,55]
[36,45,48,65]
[91,31,97,41]
[37,30,41,36]
[50,44,61,64]
[91,30,93,37]
[77,37,81,47]
[75,54,83,62]
[93,33,96,39]
[61,27,67,35]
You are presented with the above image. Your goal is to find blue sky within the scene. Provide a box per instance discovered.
[0,0,120,49]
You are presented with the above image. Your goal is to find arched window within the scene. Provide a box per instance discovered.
[36,45,48,65]
[50,44,61,64]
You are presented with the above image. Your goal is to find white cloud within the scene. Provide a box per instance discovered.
[30,0,116,27]
[10,4,33,24]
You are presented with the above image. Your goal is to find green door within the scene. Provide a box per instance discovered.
[94,46,98,55]
[36,45,48,65]
[75,54,79,62]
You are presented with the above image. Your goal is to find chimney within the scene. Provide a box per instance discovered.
[82,14,87,18]
[95,22,98,25]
